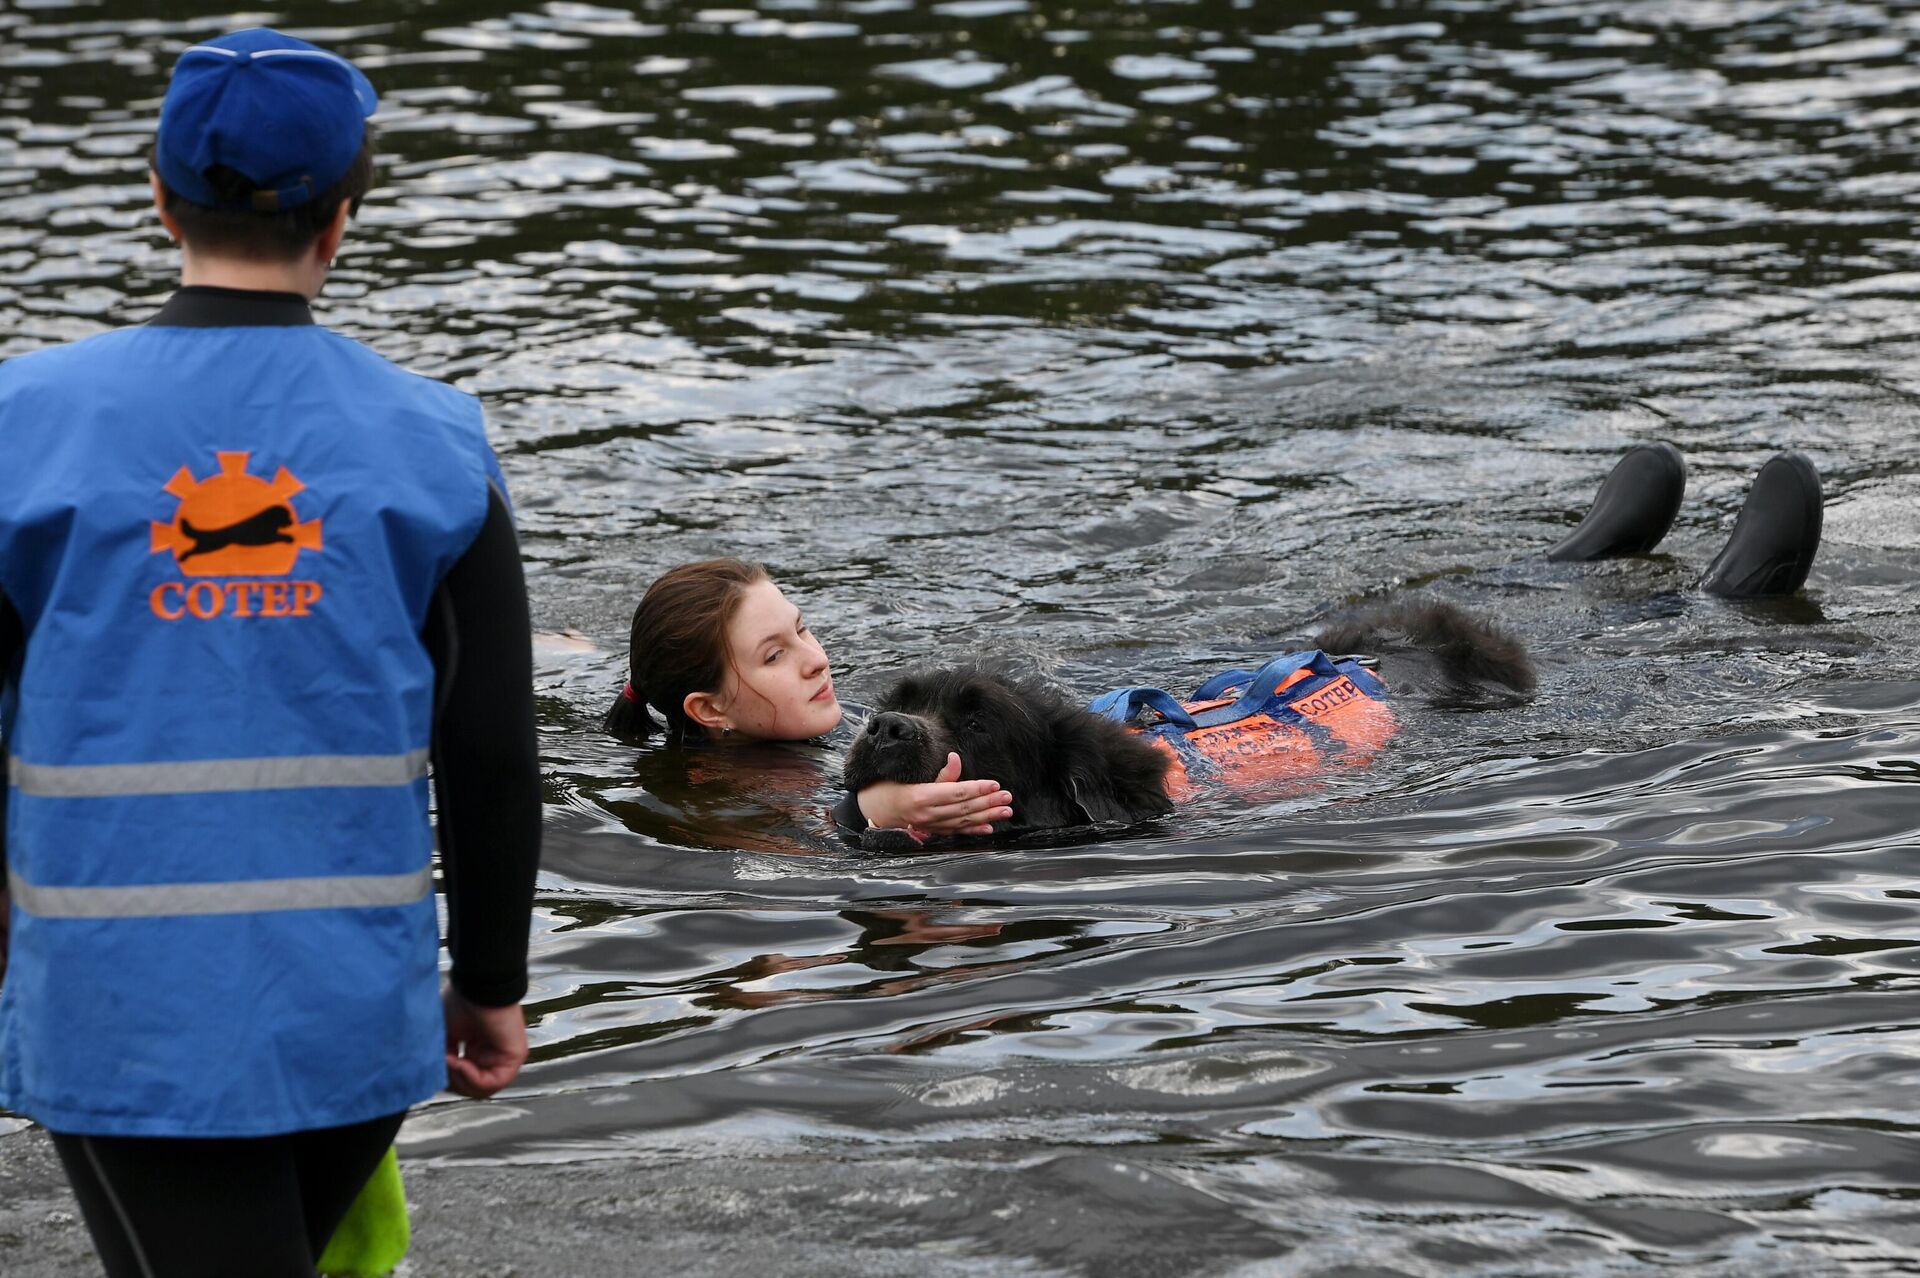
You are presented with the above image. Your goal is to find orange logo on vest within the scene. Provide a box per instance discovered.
[148,451,323,620]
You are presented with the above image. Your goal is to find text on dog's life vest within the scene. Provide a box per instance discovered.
[1185,715,1313,765]
[1292,676,1366,719]
[149,579,323,620]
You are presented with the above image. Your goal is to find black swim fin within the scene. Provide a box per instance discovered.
[1546,441,1688,562]
[1698,450,1823,598]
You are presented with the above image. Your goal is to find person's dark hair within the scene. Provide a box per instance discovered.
[150,133,376,261]
[605,558,772,740]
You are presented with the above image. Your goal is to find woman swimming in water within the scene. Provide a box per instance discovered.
[602,557,1014,837]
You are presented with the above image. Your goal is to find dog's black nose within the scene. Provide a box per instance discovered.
[868,712,918,743]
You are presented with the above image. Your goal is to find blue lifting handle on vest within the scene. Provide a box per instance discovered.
[1191,668,1257,701]
[1192,653,1380,703]
[1091,650,1387,731]
[1088,685,1198,728]
[1189,651,1330,728]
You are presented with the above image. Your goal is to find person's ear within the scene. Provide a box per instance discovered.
[682,690,731,735]
[315,198,351,267]
[151,172,183,243]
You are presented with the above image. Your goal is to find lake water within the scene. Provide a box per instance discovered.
[4,1,1920,1272]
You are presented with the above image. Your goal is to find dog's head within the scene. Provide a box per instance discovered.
[844,666,1174,836]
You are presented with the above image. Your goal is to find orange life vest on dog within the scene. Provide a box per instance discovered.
[1089,652,1397,801]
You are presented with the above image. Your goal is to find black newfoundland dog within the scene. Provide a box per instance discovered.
[842,601,1534,849]
[843,665,1176,842]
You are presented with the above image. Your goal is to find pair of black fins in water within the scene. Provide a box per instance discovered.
[1546,443,1823,597]
[1316,446,1824,703]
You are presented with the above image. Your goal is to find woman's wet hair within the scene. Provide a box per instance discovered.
[150,133,376,261]
[605,558,771,740]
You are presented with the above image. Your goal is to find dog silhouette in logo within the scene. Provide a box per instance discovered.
[178,505,297,562]
[150,451,323,578]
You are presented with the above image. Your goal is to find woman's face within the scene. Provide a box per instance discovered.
[712,579,842,740]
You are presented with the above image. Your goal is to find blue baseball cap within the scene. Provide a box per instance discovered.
[154,28,378,213]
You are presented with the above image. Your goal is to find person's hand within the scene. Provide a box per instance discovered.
[856,753,1013,838]
[442,984,528,1099]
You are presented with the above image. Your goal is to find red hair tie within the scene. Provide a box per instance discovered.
[621,683,642,705]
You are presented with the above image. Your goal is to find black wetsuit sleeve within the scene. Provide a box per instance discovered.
[832,790,868,838]
[0,590,18,881]
[424,488,541,1007]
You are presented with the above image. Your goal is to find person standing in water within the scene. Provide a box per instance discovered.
[0,29,540,1275]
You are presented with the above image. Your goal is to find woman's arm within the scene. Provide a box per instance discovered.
[846,753,1013,839]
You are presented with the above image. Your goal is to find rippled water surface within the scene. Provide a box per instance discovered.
[6,1,1920,1272]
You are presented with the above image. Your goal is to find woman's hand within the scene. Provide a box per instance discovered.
[857,752,1013,839]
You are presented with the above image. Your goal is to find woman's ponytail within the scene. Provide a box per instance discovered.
[602,681,657,740]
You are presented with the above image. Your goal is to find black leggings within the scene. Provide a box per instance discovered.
[49,1111,406,1278]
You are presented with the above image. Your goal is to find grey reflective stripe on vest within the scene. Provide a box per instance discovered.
[8,748,430,799]
[7,865,435,919]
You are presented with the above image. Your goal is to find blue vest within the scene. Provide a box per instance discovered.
[0,319,500,1137]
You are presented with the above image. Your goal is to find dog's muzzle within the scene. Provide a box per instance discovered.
[864,711,926,749]
[853,711,948,783]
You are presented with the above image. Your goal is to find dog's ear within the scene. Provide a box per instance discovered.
[1065,769,1130,825]
[1067,765,1173,827]
[1010,787,1083,832]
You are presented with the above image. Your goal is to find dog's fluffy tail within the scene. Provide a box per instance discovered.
[1315,600,1536,700]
